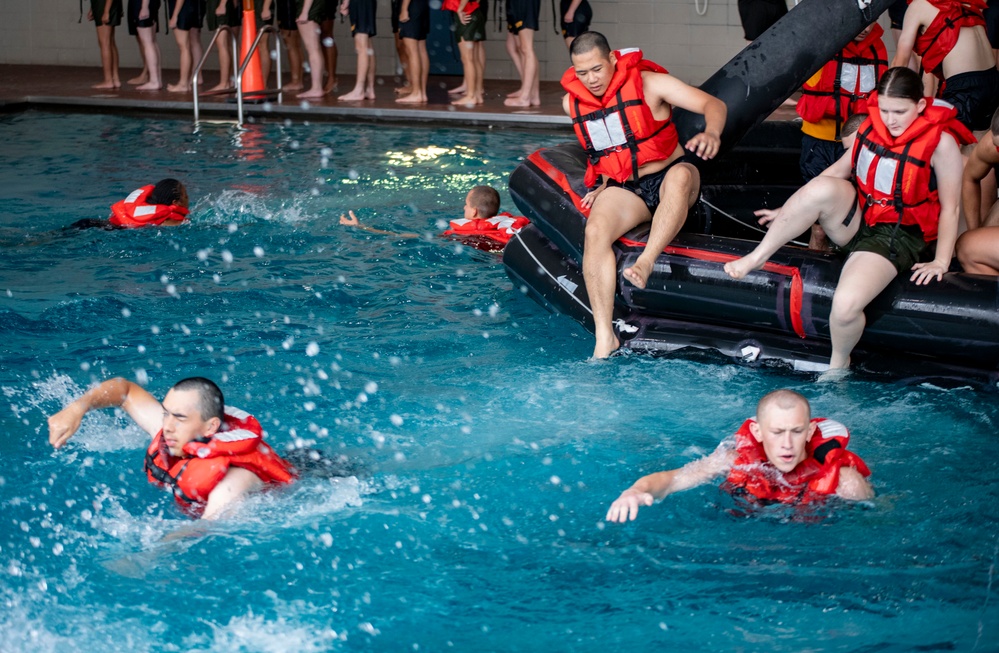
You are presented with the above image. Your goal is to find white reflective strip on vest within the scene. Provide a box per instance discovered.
[213,428,259,442]
[585,113,627,151]
[873,157,898,195]
[225,406,250,420]
[930,98,954,111]
[125,189,144,204]
[856,146,876,184]
[618,47,639,56]
[817,419,848,439]
[450,218,472,227]
[134,205,158,217]
[487,216,517,233]
[858,65,877,93]
[840,63,859,94]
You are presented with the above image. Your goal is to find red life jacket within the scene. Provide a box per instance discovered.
[796,24,888,139]
[723,417,871,504]
[441,0,480,13]
[143,406,295,512]
[442,212,530,251]
[851,92,974,241]
[913,0,988,79]
[109,185,190,228]
[561,48,681,188]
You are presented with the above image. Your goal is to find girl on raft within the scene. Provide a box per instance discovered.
[723,67,974,372]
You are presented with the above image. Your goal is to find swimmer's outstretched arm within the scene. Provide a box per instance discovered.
[48,377,163,448]
[605,442,735,523]
[201,467,264,519]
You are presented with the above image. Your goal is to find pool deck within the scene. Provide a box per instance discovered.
[0,64,798,129]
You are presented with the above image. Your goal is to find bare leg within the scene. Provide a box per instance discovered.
[339,33,374,100]
[168,29,192,92]
[128,34,150,84]
[827,251,898,369]
[210,34,234,91]
[504,28,538,107]
[321,19,337,92]
[505,31,524,97]
[259,32,272,84]
[93,25,120,88]
[393,31,411,94]
[724,177,860,279]
[297,20,326,98]
[281,29,304,91]
[397,39,427,103]
[189,27,203,81]
[583,188,656,358]
[452,40,481,106]
[622,163,700,289]
[135,26,162,90]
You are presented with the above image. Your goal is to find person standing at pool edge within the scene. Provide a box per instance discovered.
[606,389,874,522]
[561,31,727,359]
[48,377,295,519]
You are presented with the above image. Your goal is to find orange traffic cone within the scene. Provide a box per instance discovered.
[239,0,266,97]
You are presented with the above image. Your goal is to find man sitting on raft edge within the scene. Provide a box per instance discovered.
[48,376,295,519]
[605,389,874,523]
[561,31,727,358]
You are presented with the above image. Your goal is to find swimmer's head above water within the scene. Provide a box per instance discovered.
[147,178,190,210]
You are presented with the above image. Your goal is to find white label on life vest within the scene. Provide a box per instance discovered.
[873,157,898,195]
[125,188,144,204]
[858,65,876,94]
[856,146,875,186]
[134,205,158,217]
[841,64,859,94]
[585,113,627,151]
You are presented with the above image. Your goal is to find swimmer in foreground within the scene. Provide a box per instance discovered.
[69,178,190,230]
[605,389,873,522]
[48,377,295,519]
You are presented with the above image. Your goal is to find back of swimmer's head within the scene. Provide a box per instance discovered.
[756,389,811,422]
[569,31,612,60]
[147,179,189,209]
[171,377,224,421]
[467,185,501,218]
[876,67,923,103]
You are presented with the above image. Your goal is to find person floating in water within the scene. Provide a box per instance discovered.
[605,389,874,523]
[70,178,190,230]
[340,185,530,252]
[560,31,727,358]
[48,377,295,519]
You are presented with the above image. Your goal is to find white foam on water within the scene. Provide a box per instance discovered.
[190,612,340,653]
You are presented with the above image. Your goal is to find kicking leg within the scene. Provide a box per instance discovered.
[828,251,898,369]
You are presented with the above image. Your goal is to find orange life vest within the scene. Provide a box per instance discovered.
[561,48,681,188]
[143,406,295,512]
[796,24,888,139]
[912,0,988,79]
[441,0,480,12]
[851,93,975,241]
[109,185,190,228]
[723,417,870,504]
[442,212,530,251]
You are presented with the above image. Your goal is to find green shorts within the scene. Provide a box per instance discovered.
[92,0,123,26]
[207,0,241,29]
[842,221,929,274]
[454,5,487,42]
[295,0,326,23]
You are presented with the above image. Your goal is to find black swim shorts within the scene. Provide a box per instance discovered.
[274,0,296,29]
[507,0,540,34]
[454,1,488,42]
[399,0,430,40]
[737,0,786,41]
[799,134,845,183]
[391,0,401,32]
[206,0,241,30]
[127,0,161,34]
[607,156,695,215]
[943,67,999,132]
[560,0,591,38]
[91,0,123,27]
[295,0,325,23]
[985,0,999,48]
[167,0,205,30]
[888,0,907,30]
[349,0,377,37]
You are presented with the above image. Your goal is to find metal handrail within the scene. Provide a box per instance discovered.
[234,25,282,126]
[192,26,239,123]
[192,25,282,126]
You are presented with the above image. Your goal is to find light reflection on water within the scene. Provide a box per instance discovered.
[0,111,997,652]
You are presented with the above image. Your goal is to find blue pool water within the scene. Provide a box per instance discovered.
[1,111,998,652]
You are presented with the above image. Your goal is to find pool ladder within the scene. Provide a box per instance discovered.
[192,25,283,126]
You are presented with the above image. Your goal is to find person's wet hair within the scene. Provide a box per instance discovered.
[841,113,868,139]
[468,185,500,218]
[569,31,611,60]
[172,377,225,421]
[876,67,923,103]
[147,178,186,206]
[756,389,810,421]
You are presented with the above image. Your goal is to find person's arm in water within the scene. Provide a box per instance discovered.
[911,131,963,284]
[835,466,874,500]
[48,378,164,448]
[201,467,265,519]
[643,72,727,160]
[962,137,999,230]
[339,210,419,238]
[605,442,735,522]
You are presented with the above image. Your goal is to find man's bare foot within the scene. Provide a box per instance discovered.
[394,84,412,95]
[127,72,149,85]
[167,82,191,93]
[816,367,851,383]
[506,89,522,98]
[448,84,466,95]
[396,92,426,104]
[208,81,234,93]
[282,80,305,92]
[323,78,338,94]
[135,81,163,91]
[298,87,326,99]
[504,96,540,108]
[622,259,653,289]
[451,94,481,107]
[591,333,620,359]
[338,89,368,101]
[723,253,766,280]
[92,80,118,90]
